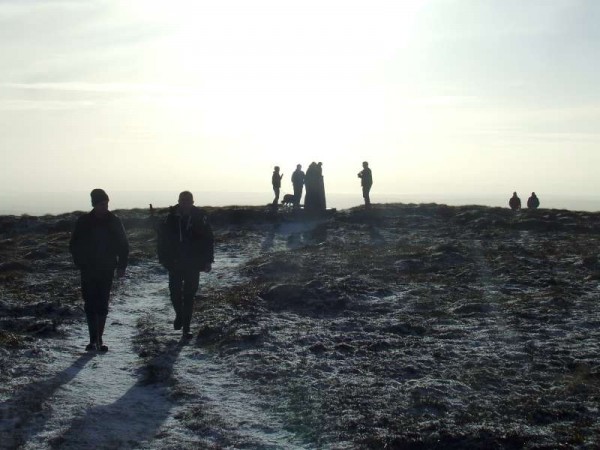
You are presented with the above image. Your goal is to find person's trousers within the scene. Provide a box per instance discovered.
[362,185,372,206]
[273,187,280,205]
[293,185,303,206]
[81,269,114,344]
[168,268,200,332]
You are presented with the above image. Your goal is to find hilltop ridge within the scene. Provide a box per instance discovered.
[1,203,600,448]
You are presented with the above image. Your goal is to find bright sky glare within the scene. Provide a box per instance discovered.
[1,0,599,207]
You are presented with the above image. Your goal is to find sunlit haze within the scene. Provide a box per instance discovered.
[1,1,599,214]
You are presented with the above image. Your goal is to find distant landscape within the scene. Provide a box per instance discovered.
[2,190,600,216]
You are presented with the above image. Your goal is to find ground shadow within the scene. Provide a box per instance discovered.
[369,225,386,245]
[53,338,186,447]
[261,227,276,252]
[0,352,96,448]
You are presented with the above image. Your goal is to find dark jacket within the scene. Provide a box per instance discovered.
[509,195,521,210]
[358,168,373,187]
[527,195,540,209]
[291,169,305,187]
[157,205,214,271]
[69,211,129,272]
[272,172,283,188]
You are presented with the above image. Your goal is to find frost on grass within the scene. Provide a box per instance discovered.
[192,205,600,449]
[1,205,600,449]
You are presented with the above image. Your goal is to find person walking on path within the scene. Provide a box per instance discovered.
[357,161,373,208]
[69,189,129,352]
[527,192,540,209]
[509,192,521,211]
[158,191,214,338]
[291,164,305,208]
[272,166,284,206]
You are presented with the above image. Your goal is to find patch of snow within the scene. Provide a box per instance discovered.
[2,254,308,449]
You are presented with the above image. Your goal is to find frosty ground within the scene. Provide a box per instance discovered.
[1,204,599,449]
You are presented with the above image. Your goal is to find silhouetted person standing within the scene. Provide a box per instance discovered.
[305,162,326,212]
[358,161,373,208]
[291,164,305,207]
[272,166,284,205]
[69,189,129,352]
[304,162,319,211]
[527,192,540,209]
[158,191,214,338]
[317,162,326,210]
[509,192,521,211]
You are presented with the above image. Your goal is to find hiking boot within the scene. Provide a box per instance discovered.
[98,344,108,352]
[85,343,97,352]
[182,327,193,339]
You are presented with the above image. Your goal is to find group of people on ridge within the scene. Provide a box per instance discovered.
[70,189,214,351]
[71,161,376,352]
[273,161,373,210]
[509,192,540,211]
[70,180,535,352]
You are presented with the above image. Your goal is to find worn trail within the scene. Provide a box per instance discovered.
[2,251,307,449]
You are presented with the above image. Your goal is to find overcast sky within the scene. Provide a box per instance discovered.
[1,0,599,205]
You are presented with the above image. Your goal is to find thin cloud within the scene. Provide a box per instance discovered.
[409,95,480,107]
[0,99,94,111]
[0,82,190,95]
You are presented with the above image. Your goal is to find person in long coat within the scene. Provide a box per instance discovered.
[304,162,319,211]
[316,162,326,210]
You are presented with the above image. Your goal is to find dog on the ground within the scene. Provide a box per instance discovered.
[281,194,295,207]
